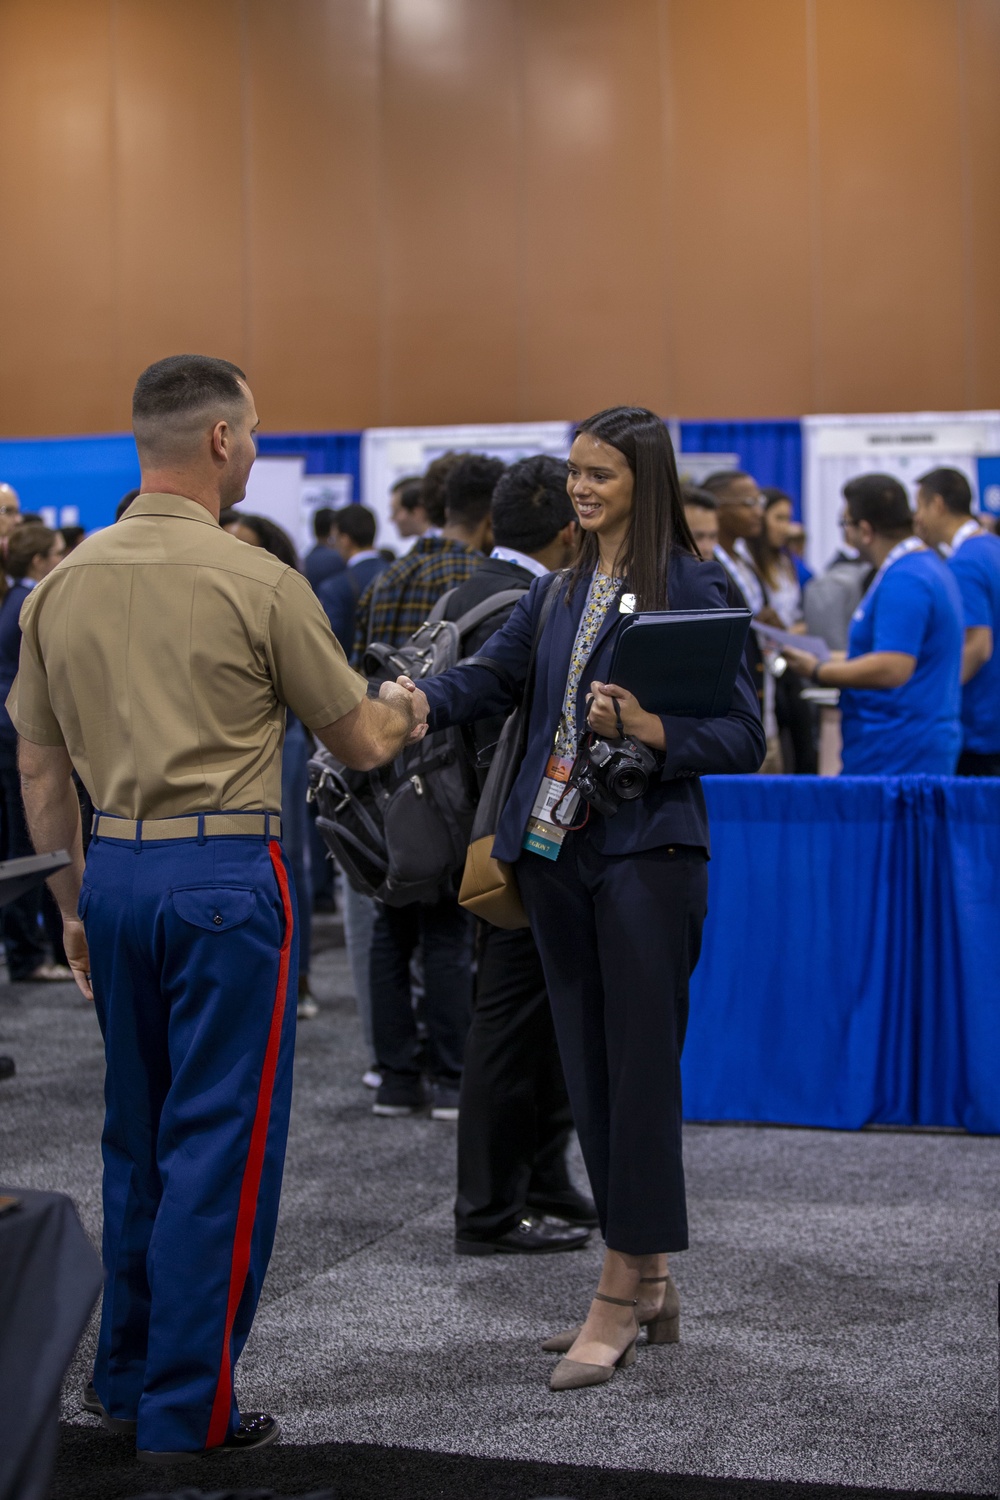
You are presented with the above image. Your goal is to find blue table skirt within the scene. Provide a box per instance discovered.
[682,776,1000,1133]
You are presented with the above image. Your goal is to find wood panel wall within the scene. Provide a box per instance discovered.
[0,0,997,435]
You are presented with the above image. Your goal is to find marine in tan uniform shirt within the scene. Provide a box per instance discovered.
[9,491,366,819]
[8,354,425,1462]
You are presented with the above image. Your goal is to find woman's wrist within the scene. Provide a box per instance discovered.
[810,661,826,686]
[635,710,667,752]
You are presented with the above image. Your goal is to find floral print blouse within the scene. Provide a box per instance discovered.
[552,572,622,757]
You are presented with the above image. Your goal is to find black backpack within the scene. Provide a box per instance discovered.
[308,587,526,906]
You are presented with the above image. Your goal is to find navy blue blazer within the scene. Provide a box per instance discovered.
[421,551,765,860]
[304,542,346,594]
[318,555,389,653]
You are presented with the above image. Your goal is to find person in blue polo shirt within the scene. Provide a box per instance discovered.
[913,467,1000,776]
[784,473,963,774]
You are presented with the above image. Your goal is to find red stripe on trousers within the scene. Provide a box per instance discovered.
[206,841,293,1449]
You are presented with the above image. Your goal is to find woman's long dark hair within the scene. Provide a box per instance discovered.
[565,406,698,611]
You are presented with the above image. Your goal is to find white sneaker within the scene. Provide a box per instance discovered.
[362,1069,382,1090]
[297,994,319,1020]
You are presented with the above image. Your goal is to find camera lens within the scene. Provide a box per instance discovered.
[609,767,647,800]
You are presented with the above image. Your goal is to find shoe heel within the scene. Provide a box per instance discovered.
[645,1311,680,1345]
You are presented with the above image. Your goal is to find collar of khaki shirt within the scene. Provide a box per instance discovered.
[120,492,221,527]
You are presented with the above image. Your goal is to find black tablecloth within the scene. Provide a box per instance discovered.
[0,1187,102,1500]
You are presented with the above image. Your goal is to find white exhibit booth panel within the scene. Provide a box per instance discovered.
[361,422,572,550]
[802,411,1000,571]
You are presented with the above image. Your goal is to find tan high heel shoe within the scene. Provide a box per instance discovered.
[548,1293,639,1391]
[542,1273,680,1353]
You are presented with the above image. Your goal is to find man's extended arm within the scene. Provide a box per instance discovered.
[314,680,427,769]
[17,738,91,999]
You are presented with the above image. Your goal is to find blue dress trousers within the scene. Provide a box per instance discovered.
[83,823,297,1453]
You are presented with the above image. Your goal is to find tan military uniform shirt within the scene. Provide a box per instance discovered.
[6,492,366,819]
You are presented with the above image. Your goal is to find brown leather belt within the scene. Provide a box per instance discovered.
[92,812,282,842]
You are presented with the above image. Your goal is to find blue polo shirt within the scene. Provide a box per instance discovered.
[949,531,1000,754]
[840,549,963,775]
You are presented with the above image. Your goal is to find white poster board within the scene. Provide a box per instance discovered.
[241,456,307,556]
[300,473,353,554]
[676,454,739,486]
[802,412,1000,571]
[361,422,573,550]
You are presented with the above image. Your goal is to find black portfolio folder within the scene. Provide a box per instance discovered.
[608,608,752,717]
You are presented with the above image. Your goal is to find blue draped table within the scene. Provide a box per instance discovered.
[682,776,1000,1133]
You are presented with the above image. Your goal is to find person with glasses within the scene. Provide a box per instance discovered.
[784,474,964,774]
[700,470,783,772]
[0,484,21,540]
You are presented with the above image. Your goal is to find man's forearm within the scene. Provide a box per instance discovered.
[18,747,84,919]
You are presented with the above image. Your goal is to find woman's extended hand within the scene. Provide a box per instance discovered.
[588,682,666,751]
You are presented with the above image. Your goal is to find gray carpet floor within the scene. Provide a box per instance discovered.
[1,914,997,1496]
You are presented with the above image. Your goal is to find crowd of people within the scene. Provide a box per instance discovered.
[1,357,998,1452]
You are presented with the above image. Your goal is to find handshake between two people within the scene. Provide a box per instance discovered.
[382,676,430,745]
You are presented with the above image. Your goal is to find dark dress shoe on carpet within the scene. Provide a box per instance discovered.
[526,1187,600,1227]
[81,1380,137,1435]
[137,1412,279,1464]
[455,1214,591,1255]
[0,1055,15,1081]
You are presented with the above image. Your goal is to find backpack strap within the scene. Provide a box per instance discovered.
[452,587,529,640]
[427,588,457,624]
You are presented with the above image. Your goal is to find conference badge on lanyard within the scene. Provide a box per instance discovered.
[522,754,581,861]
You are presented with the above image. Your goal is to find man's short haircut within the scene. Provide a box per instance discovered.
[917,467,973,516]
[491,455,574,554]
[420,452,463,528]
[444,453,507,529]
[60,524,86,551]
[843,473,913,538]
[700,469,751,499]
[313,507,336,540]
[132,354,248,459]
[680,484,718,512]
[394,479,425,513]
[333,503,377,549]
[7,523,58,580]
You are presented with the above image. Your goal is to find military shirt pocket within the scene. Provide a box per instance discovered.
[170,886,257,932]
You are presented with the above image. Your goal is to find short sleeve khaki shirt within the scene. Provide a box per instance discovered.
[6,492,367,819]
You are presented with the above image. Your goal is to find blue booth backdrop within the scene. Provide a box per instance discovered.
[0,419,800,532]
[684,776,1000,1134]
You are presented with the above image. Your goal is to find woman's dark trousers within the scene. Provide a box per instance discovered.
[455,923,575,1240]
[517,833,708,1255]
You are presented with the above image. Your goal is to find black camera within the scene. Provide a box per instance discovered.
[570,732,660,818]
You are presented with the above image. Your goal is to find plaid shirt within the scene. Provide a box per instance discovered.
[352,536,487,664]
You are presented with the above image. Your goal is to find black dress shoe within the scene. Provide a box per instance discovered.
[81,1380,137,1436]
[455,1215,591,1256]
[137,1412,280,1464]
[526,1188,600,1228]
[0,1056,15,1082]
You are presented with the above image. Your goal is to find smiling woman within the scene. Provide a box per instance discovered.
[412,405,766,1394]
